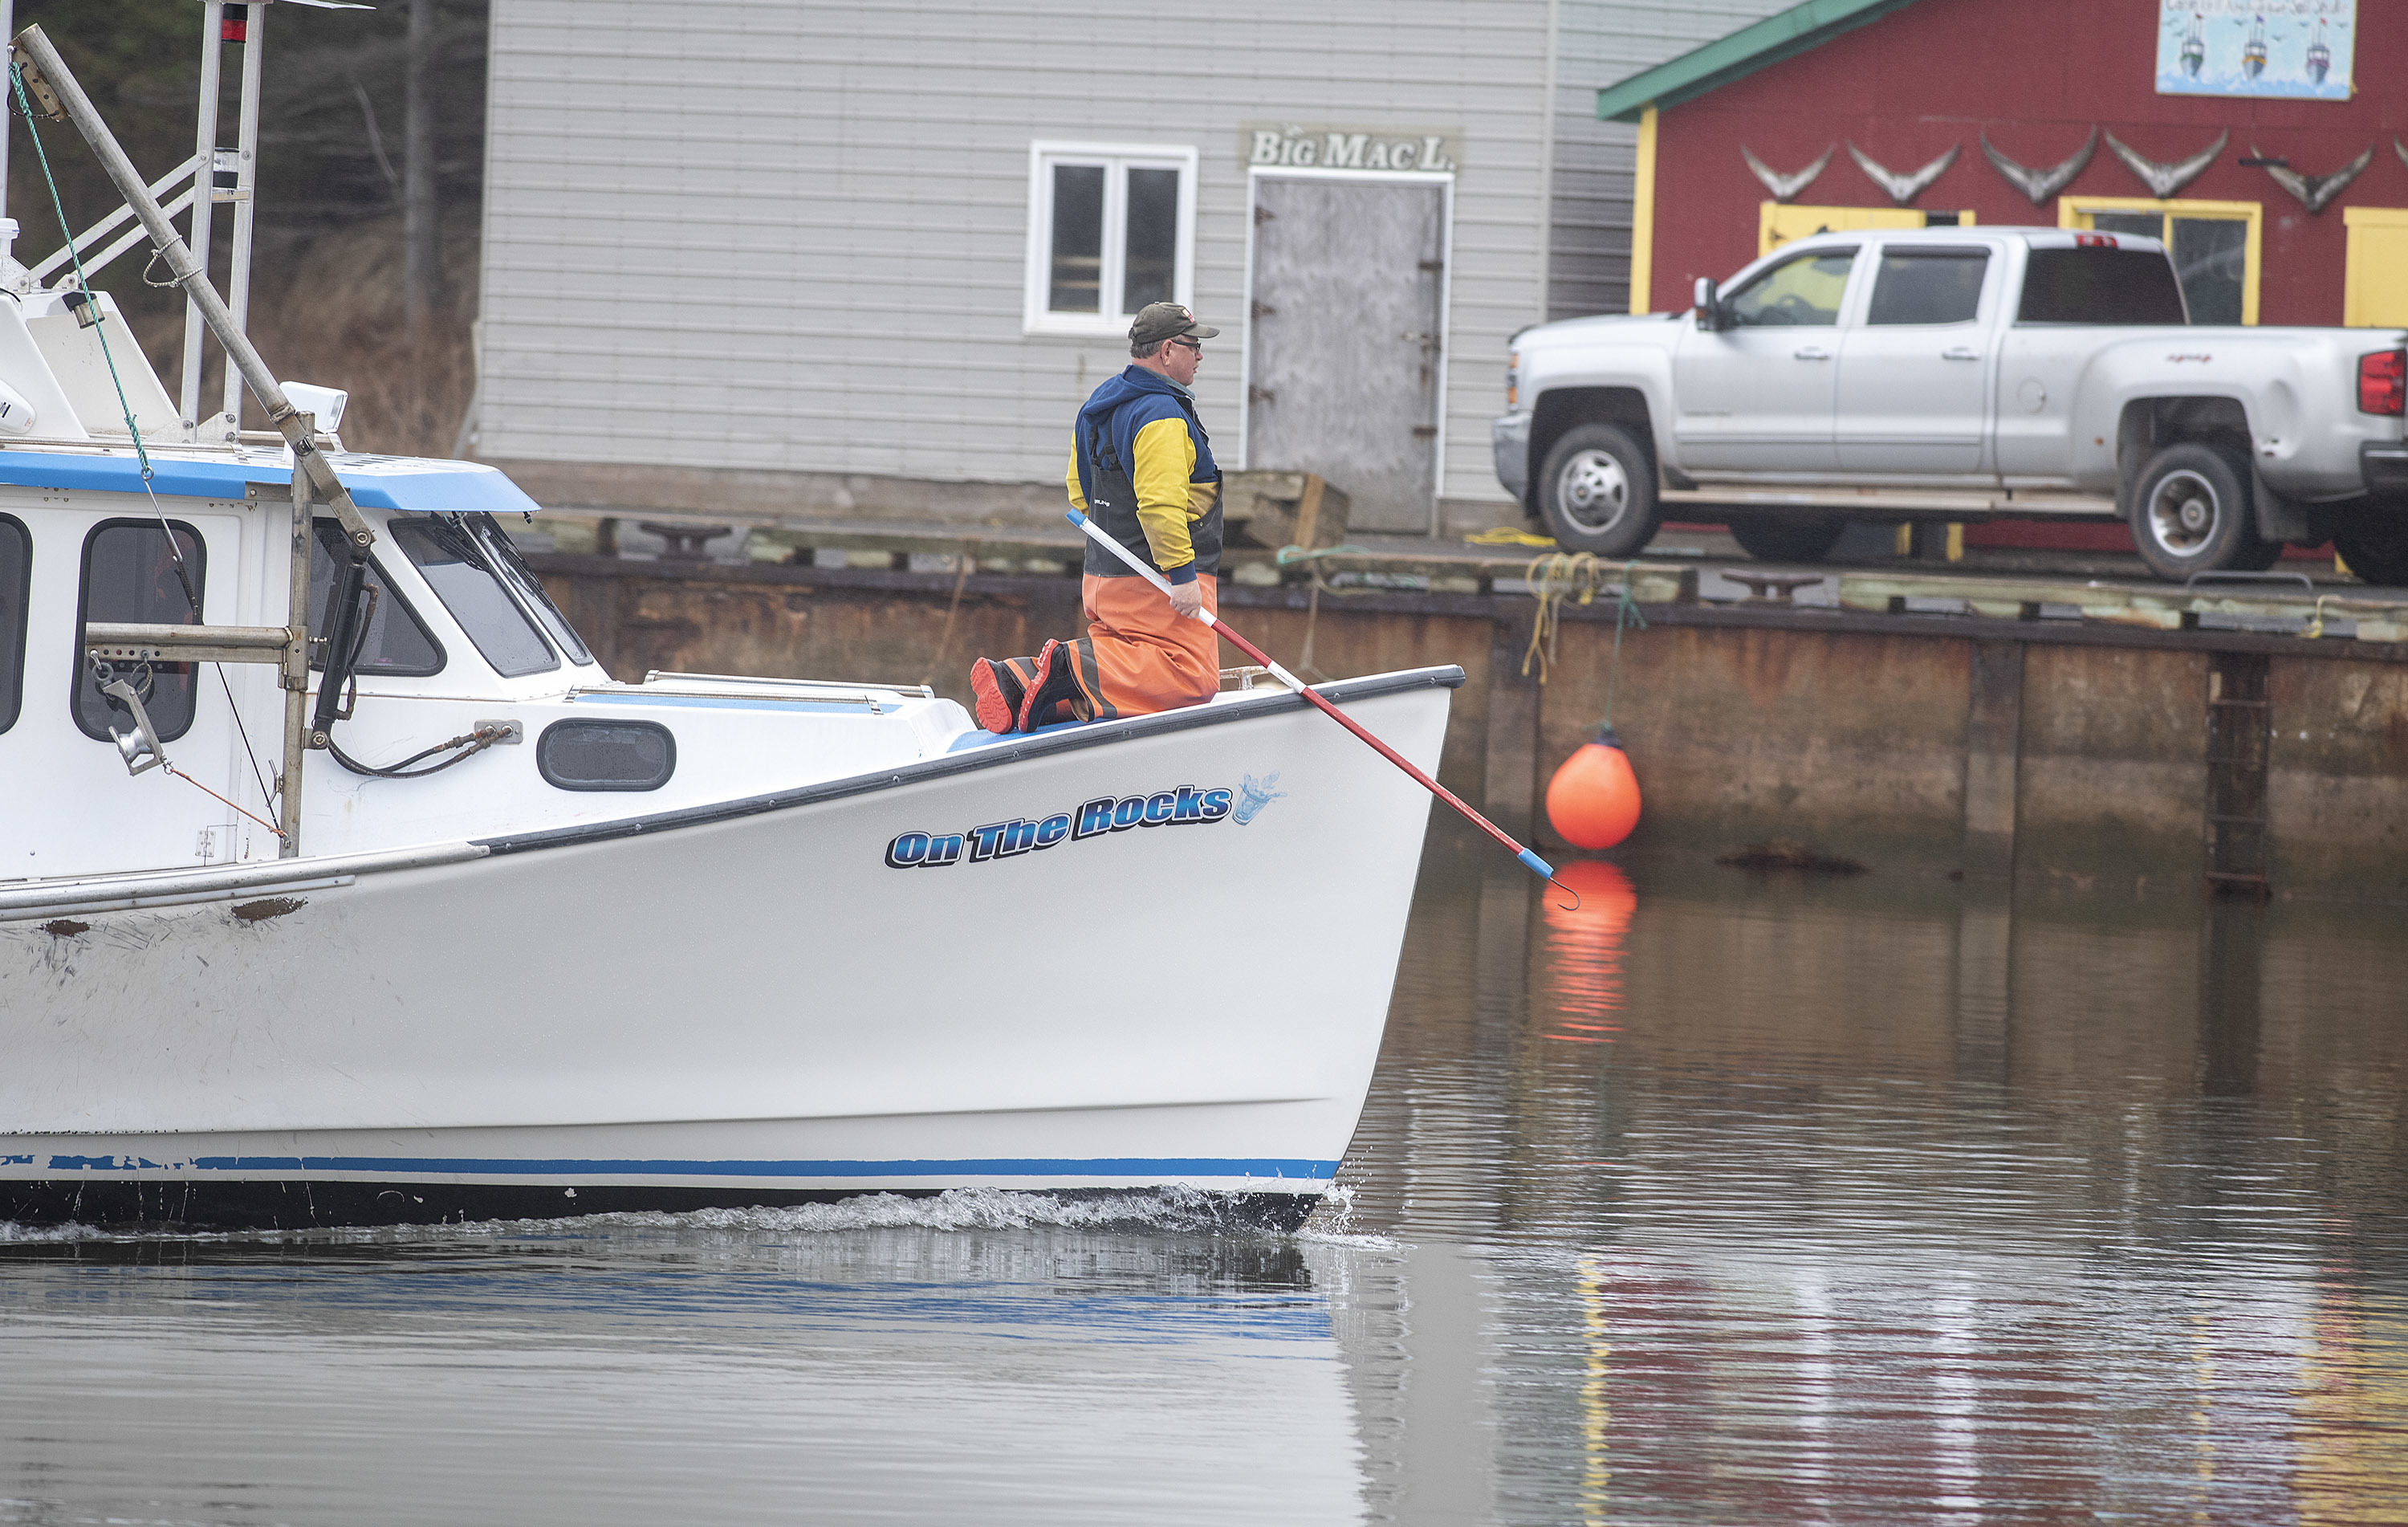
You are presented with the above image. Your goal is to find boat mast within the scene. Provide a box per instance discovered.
[179,2,224,434]
[13,22,382,858]
[221,1,264,429]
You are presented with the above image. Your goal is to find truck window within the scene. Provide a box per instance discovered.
[1866,250,1988,325]
[2017,248,2187,324]
[1727,250,1856,328]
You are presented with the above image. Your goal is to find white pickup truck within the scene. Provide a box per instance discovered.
[1491,227,2408,582]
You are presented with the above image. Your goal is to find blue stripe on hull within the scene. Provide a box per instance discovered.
[23,1154,1339,1182]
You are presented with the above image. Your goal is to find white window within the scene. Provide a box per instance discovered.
[1023,141,1198,336]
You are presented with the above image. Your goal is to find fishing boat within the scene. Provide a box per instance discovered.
[0,24,1455,1230]
[2240,13,2267,79]
[2305,19,2329,84]
[2179,11,2205,77]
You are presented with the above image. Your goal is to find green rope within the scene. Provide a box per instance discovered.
[10,61,157,483]
[1601,579,1642,732]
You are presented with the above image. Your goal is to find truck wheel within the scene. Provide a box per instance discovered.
[1727,514,1845,563]
[1537,423,1660,556]
[2334,523,2408,588]
[2130,443,2273,580]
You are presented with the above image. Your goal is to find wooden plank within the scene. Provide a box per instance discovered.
[1483,623,1540,841]
[1960,641,2024,880]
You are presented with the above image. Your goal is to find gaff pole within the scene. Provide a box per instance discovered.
[1068,510,1564,889]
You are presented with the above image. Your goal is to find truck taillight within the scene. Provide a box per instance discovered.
[2361,349,2407,416]
[1506,349,1519,409]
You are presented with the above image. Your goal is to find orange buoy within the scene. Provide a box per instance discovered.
[1545,728,1642,849]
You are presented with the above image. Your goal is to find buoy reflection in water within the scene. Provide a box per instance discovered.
[1539,859,1635,1044]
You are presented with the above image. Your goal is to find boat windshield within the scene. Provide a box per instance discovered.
[466,513,593,665]
[385,515,559,678]
[307,522,443,676]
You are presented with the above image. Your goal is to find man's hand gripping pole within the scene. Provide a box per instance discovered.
[1064,509,1565,892]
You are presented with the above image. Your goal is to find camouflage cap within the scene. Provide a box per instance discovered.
[1129,302,1219,347]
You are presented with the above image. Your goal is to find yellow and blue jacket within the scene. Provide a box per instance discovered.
[1065,366,1222,584]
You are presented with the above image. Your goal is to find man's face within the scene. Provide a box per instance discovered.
[1161,336,1202,385]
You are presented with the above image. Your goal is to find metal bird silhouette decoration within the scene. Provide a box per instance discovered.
[2253,142,2375,214]
[1742,144,1835,202]
[2104,129,2226,199]
[1980,128,2097,205]
[1847,141,1959,206]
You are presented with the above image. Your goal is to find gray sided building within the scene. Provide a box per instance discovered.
[473,0,1788,535]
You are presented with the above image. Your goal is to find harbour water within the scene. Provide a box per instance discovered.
[4,837,2403,1523]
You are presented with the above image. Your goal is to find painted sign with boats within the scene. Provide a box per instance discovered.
[2155,0,2354,100]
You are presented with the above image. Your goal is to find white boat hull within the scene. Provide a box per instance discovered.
[2,672,1454,1229]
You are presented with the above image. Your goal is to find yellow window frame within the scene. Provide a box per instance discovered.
[2056,196,2262,325]
[2341,208,2408,328]
[1759,203,1976,258]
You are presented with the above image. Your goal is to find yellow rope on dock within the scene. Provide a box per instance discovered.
[1466,526,1558,548]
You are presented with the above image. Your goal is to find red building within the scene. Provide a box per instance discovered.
[1601,0,2407,332]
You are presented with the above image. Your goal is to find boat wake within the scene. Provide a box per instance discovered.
[0,1184,1362,1245]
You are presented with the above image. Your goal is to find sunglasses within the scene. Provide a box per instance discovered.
[1168,337,1203,353]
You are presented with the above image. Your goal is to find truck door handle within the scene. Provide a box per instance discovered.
[1942,347,1981,360]
[1793,346,1831,360]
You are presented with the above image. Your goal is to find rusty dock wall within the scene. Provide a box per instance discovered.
[526,552,2408,900]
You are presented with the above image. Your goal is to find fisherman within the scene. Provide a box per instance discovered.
[969,302,1224,733]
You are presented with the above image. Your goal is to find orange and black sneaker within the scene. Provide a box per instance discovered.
[1015,640,1090,732]
[969,658,1025,734]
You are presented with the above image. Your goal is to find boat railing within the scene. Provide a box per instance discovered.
[639,670,937,699]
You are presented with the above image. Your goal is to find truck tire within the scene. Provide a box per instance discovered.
[2130,443,2277,580]
[1537,423,1661,556]
[2334,523,2408,588]
[1727,514,1846,564]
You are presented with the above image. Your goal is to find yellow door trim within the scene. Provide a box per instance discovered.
[2341,207,2408,327]
[1629,106,1657,315]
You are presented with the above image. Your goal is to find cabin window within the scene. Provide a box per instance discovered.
[308,522,445,677]
[1023,141,1198,336]
[384,515,558,678]
[0,515,26,734]
[538,719,674,792]
[1865,249,1990,326]
[72,519,205,743]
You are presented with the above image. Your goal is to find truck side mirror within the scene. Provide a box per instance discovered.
[1694,276,1723,331]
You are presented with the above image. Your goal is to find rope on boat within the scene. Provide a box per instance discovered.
[12,62,282,832]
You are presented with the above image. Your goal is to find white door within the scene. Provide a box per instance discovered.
[1835,246,1997,477]
[1670,247,1857,474]
[1245,176,1448,532]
